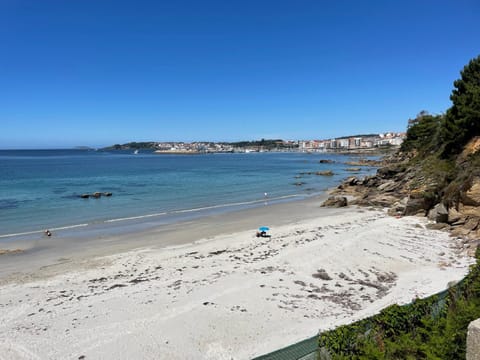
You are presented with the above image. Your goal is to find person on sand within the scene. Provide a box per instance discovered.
[256,230,271,238]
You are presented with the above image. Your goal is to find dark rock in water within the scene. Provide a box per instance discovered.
[80,192,112,199]
[0,199,19,209]
[322,196,348,207]
[319,159,335,164]
[316,170,334,176]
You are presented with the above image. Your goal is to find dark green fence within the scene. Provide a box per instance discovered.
[253,335,318,360]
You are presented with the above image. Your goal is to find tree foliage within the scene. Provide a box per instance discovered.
[401,55,480,159]
[401,112,443,155]
[442,55,480,157]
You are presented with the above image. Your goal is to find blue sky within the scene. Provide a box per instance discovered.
[1,0,479,149]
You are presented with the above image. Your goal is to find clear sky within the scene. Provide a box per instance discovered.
[1,0,479,149]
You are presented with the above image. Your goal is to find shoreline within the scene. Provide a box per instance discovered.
[0,193,306,240]
[0,193,330,279]
[0,193,474,359]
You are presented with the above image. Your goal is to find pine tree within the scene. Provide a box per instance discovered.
[442,55,480,157]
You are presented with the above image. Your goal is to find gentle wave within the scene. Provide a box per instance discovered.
[104,212,168,223]
[0,223,89,239]
[171,194,299,214]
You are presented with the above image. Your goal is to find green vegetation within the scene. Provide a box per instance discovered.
[442,56,480,158]
[399,55,480,208]
[225,139,298,150]
[319,248,480,359]
[401,112,443,156]
[401,55,480,160]
[105,142,158,150]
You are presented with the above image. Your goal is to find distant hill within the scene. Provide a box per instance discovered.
[102,142,158,150]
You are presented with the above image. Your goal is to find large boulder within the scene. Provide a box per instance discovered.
[347,176,360,186]
[362,175,382,187]
[467,318,480,360]
[388,197,409,216]
[404,197,426,216]
[427,203,449,223]
[322,196,348,208]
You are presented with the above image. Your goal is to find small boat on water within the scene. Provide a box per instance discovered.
[133,149,139,155]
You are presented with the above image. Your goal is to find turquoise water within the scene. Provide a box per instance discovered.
[0,150,377,238]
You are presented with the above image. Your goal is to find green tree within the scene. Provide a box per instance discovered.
[401,112,443,155]
[442,55,480,157]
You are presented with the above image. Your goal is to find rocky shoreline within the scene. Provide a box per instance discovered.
[323,146,480,257]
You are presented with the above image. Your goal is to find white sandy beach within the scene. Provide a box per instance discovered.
[0,200,474,360]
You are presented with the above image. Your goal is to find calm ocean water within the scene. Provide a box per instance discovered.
[0,149,377,239]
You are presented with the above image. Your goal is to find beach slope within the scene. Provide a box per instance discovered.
[0,205,472,359]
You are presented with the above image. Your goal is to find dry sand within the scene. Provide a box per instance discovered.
[0,199,474,360]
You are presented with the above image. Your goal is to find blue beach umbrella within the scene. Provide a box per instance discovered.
[259,226,270,232]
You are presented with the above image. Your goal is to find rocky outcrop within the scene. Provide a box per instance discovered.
[460,177,480,217]
[324,137,480,253]
[321,196,347,208]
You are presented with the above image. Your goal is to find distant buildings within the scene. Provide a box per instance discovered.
[112,132,405,154]
[299,132,406,152]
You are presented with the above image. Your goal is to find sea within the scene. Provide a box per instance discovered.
[0,149,378,242]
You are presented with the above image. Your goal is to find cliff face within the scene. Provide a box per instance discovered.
[330,136,480,255]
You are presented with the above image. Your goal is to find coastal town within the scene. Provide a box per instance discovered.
[108,132,406,154]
